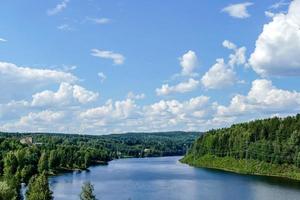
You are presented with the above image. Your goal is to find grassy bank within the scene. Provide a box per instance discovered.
[181,154,300,181]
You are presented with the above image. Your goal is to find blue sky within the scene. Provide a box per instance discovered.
[0,0,300,134]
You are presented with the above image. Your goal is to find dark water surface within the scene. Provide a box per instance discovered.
[49,156,300,200]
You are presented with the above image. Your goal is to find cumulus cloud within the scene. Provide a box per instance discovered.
[156,78,199,96]
[216,79,300,117]
[79,99,138,128]
[3,77,300,134]
[31,82,99,107]
[179,50,199,76]
[91,49,125,65]
[222,2,254,19]
[201,40,246,89]
[20,96,208,134]
[1,94,214,134]
[249,0,300,76]
[47,0,69,16]
[142,96,212,130]
[0,62,77,84]
[0,61,78,102]
[201,59,237,89]
[223,40,247,67]
[1,110,67,133]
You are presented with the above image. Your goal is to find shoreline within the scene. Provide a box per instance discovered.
[180,154,300,182]
[49,155,183,176]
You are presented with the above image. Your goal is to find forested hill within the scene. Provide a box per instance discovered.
[0,131,200,198]
[182,114,300,180]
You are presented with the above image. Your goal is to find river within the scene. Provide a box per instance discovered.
[49,156,300,200]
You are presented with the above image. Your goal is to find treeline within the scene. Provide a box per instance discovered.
[0,131,200,199]
[183,114,300,179]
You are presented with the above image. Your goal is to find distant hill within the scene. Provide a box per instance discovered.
[0,131,202,198]
[181,114,300,180]
[0,131,202,160]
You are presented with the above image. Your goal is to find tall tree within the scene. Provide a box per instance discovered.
[26,173,53,200]
[38,152,48,173]
[3,152,18,177]
[80,182,97,200]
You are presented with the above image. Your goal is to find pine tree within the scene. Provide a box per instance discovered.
[26,173,53,200]
[80,182,97,200]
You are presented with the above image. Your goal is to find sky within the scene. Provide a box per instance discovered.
[0,0,300,134]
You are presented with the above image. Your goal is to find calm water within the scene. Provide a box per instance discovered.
[49,156,300,200]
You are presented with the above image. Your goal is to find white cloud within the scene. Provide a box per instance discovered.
[61,65,77,72]
[1,78,299,134]
[98,72,106,83]
[1,110,67,133]
[222,40,237,50]
[0,61,78,102]
[142,96,212,130]
[57,24,73,31]
[249,0,300,77]
[223,40,247,67]
[156,78,199,96]
[0,38,7,42]
[179,50,198,76]
[73,85,99,104]
[127,92,145,100]
[265,11,276,18]
[91,49,125,65]
[270,0,290,9]
[0,100,30,120]
[222,2,254,19]
[201,40,246,89]
[201,59,236,89]
[0,61,77,84]
[216,79,300,117]
[88,17,111,24]
[31,82,98,107]
[79,99,138,127]
[47,0,69,16]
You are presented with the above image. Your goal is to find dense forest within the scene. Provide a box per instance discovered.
[182,114,300,180]
[0,131,200,199]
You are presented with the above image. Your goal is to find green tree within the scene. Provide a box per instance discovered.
[3,152,18,177]
[0,181,18,200]
[26,173,53,200]
[48,150,59,170]
[21,165,35,183]
[80,182,97,200]
[38,152,48,173]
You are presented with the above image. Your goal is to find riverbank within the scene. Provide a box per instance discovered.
[180,154,300,181]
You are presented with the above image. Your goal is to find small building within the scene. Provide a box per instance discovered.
[20,137,33,145]
[144,148,151,153]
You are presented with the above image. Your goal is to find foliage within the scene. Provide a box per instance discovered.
[26,173,53,200]
[0,181,18,200]
[183,114,300,180]
[80,182,97,200]
[0,131,199,199]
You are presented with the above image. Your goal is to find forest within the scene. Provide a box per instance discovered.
[182,114,300,180]
[0,131,200,199]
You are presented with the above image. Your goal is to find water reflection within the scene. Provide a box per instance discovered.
[49,156,300,200]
